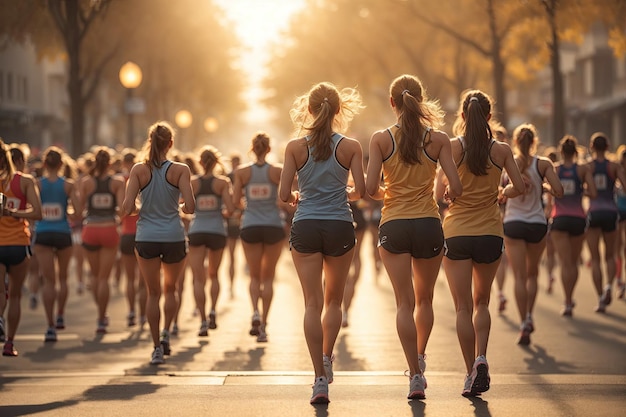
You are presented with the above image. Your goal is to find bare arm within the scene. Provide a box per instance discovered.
[122,164,141,216]
[436,133,462,201]
[177,165,195,214]
[347,139,365,201]
[8,176,42,220]
[500,143,526,200]
[365,132,385,199]
[541,158,564,198]
[220,177,236,215]
[279,140,299,204]
[581,164,597,199]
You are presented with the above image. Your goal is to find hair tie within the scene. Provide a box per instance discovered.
[401,89,409,96]
[469,97,479,103]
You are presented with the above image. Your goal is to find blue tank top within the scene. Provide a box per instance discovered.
[136,161,186,242]
[188,176,226,236]
[36,176,70,234]
[86,176,116,223]
[589,159,617,213]
[293,133,353,223]
[241,163,283,229]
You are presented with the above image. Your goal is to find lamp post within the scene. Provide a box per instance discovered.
[203,117,219,135]
[175,109,193,150]
[118,61,143,148]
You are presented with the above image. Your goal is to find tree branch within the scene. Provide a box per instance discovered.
[82,41,120,103]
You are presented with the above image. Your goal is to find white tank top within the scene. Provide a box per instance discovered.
[503,156,546,224]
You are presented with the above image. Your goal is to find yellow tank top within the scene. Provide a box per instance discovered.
[443,139,503,238]
[380,126,440,226]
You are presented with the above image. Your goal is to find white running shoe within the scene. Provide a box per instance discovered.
[310,376,329,404]
[44,327,57,342]
[408,373,426,400]
[198,321,209,337]
[249,311,261,336]
[257,325,268,343]
[323,354,334,383]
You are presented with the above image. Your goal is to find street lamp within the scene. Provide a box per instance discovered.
[175,109,193,150]
[203,117,219,134]
[119,61,143,148]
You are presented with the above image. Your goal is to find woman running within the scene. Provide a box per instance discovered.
[366,74,462,400]
[188,146,234,336]
[584,132,626,313]
[233,132,285,343]
[279,81,365,404]
[0,138,42,355]
[440,90,526,397]
[77,147,125,334]
[549,135,596,317]
[503,124,563,345]
[122,121,195,364]
[34,147,80,341]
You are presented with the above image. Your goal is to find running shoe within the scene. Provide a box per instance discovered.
[56,315,65,330]
[208,311,217,329]
[29,294,38,310]
[257,325,268,343]
[127,312,136,327]
[160,330,171,355]
[498,295,507,313]
[0,317,5,343]
[139,316,147,328]
[198,321,209,337]
[462,374,477,397]
[96,320,107,334]
[310,376,330,404]
[3,341,18,357]
[249,311,261,336]
[561,304,574,317]
[407,373,426,400]
[419,354,427,374]
[600,287,612,306]
[171,323,179,336]
[45,327,57,342]
[471,355,490,393]
[595,301,607,313]
[516,322,531,345]
[150,346,164,365]
[323,354,334,383]
[618,281,626,299]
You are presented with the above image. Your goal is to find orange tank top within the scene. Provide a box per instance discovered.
[0,173,31,245]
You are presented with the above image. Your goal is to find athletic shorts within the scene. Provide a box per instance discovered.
[0,245,32,269]
[550,216,587,236]
[588,210,619,232]
[619,211,626,222]
[444,235,504,264]
[120,234,136,256]
[34,231,73,250]
[378,217,443,259]
[135,241,187,264]
[188,233,227,250]
[503,221,547,243]
[290,219,355,256]
[240,226,285,245]
[82,224,120,251]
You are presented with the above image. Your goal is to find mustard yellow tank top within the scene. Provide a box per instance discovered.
[380,126,440,226]
[443,138,503,238]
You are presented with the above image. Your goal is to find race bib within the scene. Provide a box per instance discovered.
[197,194,218,211]
[594,174,607,191]
[561,178,576,196]
[92,193,113,210]
[248,184,271,201]
[42,203,63,221]
[6,196,20,210]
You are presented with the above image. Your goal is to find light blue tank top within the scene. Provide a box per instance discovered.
[136,161,186,242]
[242,163,283,229]
[36,177,70,234]
[188,176,226,236]
[293,133,353,223]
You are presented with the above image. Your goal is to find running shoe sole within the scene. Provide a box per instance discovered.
[472,364,490,393]
[310,394,330,404]
[160,340,171,356]
[408,390,425,400]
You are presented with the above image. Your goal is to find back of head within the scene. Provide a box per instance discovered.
[590,132,609,153]
[42,146,65,175]
[454,90,493,176]
[512,123,537,171]
[559,135,578,159]
[145,121,175,169]
[0,138,16,180]
[251,132,270,159]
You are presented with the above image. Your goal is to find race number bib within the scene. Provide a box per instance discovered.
[594,174,607,191]
[561,178,576,196]
[248,184,271,201]
[42,203,63,221]
[6,196,20,210]
[92,193,113,210]
[197,194,218,211]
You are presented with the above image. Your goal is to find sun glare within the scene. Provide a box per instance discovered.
[215,0,305,127]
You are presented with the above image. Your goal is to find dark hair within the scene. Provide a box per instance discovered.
[559,135,578,158]
[389,74,444,165]
[90,147,112,177]
[145,121,174,170]
[590,132,608,152]
[42,146,65,174]
[305,83,339,161]
[251,132,270,159]
[0,138,15,181]
[453,90,493,176]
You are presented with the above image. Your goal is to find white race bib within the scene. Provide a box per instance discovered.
[42,203,64,221]
[197,195,218,211]
[248,184,271,201]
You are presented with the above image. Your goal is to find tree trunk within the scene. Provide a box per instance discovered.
[487,0,508,128]
[547,0,565,143]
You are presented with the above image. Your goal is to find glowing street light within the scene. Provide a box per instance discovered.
[119,61,144,147]
[175,110,193,150]
[204,117,219,134]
